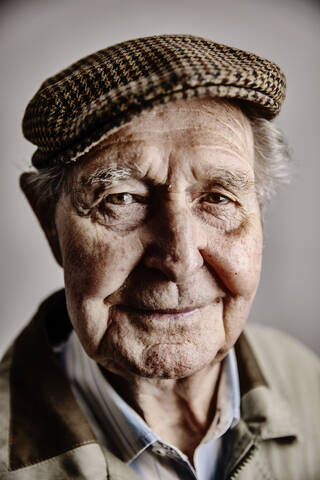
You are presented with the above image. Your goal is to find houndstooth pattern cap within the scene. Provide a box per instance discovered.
[22,34,286,169]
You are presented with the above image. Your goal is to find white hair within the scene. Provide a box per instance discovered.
[24,115,290,212]
[249,116,290,209]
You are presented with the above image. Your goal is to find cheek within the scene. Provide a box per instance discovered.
[204,224,263,298]
[61,217,142,297]
[57,215,144,347]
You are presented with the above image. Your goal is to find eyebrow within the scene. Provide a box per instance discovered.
[78,165,253,194]
[201,168,254,192]
[79,165,143,187]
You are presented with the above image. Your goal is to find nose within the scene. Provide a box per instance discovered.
[143,194,205,283]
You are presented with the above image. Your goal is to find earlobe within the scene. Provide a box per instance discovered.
[20,172,63,266]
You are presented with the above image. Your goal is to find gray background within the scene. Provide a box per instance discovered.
[1,0,319,357]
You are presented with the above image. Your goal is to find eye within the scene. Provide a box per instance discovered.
[201,192,230,205]
[105,193,136,205]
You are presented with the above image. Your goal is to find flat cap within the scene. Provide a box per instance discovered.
[22,34,286,169]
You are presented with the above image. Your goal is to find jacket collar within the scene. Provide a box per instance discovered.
[221,330,301,478]
[235,330,300,442]
[9,290,96,471]
[8,290,299,472]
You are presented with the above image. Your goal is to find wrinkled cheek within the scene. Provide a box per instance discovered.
[229,241,262,297]
[60,222,144,306]
[100,309,147,372]
[63,237,120,298]
[206,231,263,298]
[70,299,111,357]
[218,295,253,356]
[60,232,142,355]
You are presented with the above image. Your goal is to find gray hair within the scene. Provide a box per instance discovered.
[24,116,290,212]
[249,115,290,209]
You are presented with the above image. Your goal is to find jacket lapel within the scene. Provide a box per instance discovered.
[9,290,96,471]
[222,330,299,478]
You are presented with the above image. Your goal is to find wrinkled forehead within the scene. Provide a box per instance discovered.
[102,97,252,145]
[74,97,255,176]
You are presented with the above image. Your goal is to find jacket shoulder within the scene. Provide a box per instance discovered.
[244,323,320,375]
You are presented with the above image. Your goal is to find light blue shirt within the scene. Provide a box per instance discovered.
[61,332,240,480]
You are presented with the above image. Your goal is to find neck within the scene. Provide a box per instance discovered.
[102,362,222,461]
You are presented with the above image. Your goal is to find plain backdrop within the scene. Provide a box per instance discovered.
[1,0,319,357]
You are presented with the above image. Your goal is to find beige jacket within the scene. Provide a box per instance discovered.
[0,290,319,479]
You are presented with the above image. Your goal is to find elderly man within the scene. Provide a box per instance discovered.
[0,35,319,480]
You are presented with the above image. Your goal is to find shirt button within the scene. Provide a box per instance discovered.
[152,445,167,456]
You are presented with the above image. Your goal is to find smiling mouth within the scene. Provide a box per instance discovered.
[118,305,202,319]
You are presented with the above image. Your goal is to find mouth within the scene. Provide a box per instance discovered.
[117,304,203,321]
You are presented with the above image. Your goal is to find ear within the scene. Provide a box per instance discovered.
[20,172,63,266]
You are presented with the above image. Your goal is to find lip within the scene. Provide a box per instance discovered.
[118,305,201,319]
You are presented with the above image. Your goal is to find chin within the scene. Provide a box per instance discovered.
[112,342,222,379]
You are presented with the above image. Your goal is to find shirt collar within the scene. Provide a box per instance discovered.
[64,331,241,463]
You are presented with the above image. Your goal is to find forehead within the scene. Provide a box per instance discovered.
[76,97,254,178]
[121,97,250,135]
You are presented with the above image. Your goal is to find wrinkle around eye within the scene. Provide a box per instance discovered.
[192,200,246,233]
[71,184,108,217]
[91,201,149,231]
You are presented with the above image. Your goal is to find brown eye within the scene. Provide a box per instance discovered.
[105,193,134,205]
[202,192,229,204]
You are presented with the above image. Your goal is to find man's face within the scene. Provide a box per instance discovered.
[55,98,262,379]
